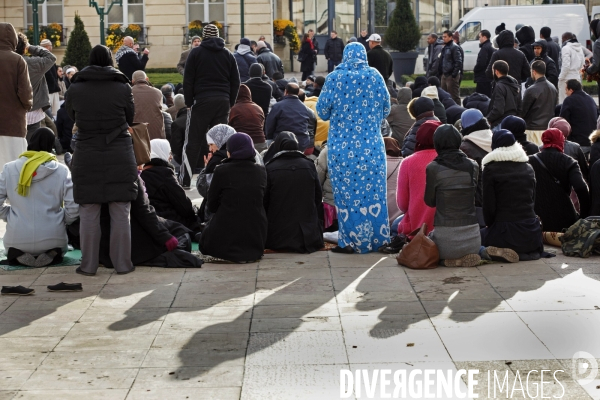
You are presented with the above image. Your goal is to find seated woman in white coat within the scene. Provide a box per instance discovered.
[0,128,79,266]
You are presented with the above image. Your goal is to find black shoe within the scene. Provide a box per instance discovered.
[331,245,354,254]
[378,234,407,254]
[47,282,83,292]
[75,267,95,276]
[64,152,72,166]
[1,285,35,295]
[116,266,135,275]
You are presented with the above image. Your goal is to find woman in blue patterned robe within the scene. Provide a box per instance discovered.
[316,43,391,253]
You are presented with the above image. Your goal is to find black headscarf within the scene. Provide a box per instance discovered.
[263,131,300,163]
[89,45,114,67]
[432,124,474,179]
[27,127,55,153]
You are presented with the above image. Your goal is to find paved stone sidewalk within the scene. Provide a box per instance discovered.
[0,250,600,399]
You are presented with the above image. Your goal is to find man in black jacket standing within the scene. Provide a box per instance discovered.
[486,60,522,128]
[366,34,393,80]
[486,30,530,85]
[560,79,599,154]
[115,36,149,82]
[181,24,240,188]
[425,33,444,79]
[357,29,369,50]
[540,27,561,69]
[525,40,558,89]
[324,31,344,73]
[438,30,462,104]
[473,30,495,97]
[521,60,558,145]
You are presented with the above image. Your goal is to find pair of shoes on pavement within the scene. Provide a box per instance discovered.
[1,286,35,295]
[1,282,84,295]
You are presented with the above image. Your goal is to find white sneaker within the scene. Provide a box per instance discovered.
[323,231,338,244]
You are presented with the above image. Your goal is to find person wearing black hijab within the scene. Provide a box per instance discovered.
[199,133,268,262]
[424,124,482,267]
[264,132,324,253]
[0,127,79,267]
[66,44,138,276]
[263,131,300,163]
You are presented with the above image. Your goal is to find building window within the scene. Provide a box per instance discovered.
[26,0,63,26]
[108,0,145,42]
[188,0,226,24]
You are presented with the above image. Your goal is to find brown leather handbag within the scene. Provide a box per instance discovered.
[396,223,439,269]
[129,122,151,166]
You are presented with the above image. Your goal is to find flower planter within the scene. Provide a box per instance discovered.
[391,51,418,81]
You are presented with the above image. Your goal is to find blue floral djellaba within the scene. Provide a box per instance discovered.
[316,43,391,253]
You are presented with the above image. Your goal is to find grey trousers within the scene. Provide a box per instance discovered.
[79,202,133,274]
[441,74,461,105]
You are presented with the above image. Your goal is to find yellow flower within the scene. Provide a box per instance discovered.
[189,20,203,29]
[109,24,121,30]
[55,40,60,47]
[128,23,141,33]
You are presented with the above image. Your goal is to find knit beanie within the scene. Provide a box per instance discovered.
[249,63,263,78]
[240,37,251,46]
[491,129,516,150]
[415,120,442,152]
[413,97,435,117]
[202,24,219,39]
[500,115,527,141]
[227,133,255,159]
[173,94,186,111]
[256,41,267,50]
[495,23,506,35]
[548,117,572,139]
[542,128,565,152]
[460,109,484,130]
[191,35,201,42]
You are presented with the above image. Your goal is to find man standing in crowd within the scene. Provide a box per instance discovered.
[527,40,558,89]
[367,34,393,81]
[438,30,462,104]
[521,60,558,145]
[258,35,272,51]
[16,33,55,140]
[486,60,521,128]
[182,24,240,188]
[324,30,344,73]
[560,79,599,155]
[132,71,165,140]
[0,23,32,168]
[177,35,200,75]
[486,30,530,84]
[39,39,60,118]
[473,30,495,97]
[540,27,561,68]
[256,41,284,78]
[558,32,584,104]
[425,33,444,79]
[234,38,257,82]
[115,36,149,81]
[358,29,369,50]
[265,83,311,150]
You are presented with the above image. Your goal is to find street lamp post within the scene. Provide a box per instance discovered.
[89,0,123,45]
[27,0,46,45]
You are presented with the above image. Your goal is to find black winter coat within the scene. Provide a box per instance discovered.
[438,41,462,77]
[200,159,268,262]
[299,41,316,72]
[55,102,74,151]
[474,40,495,84]
[141,158,198,230]
[563,141,590,182]
[401,114,439,157]
[66,66,138,204]
[116,52,148,82]
[529,148,590,232]
[45,64,60,94]
[256,48,284,78]
[170,107,187,165]
[244,77,272,118]
[545,38,561,69]
[521,77,558,130]
[486,75,521,127]
[324,37,344,62]
[100,176,173,266]
[463,92,490,115]
[486,30,531,83]
[233,51,257,82]
[559,90,599,147]
[184,38,240,107]
[264,151,324,253]
[460,139,488,207]
[367,46,394,80]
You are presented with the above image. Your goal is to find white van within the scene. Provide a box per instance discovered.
[452,4,591,71]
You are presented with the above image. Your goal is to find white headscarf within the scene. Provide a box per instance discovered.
[206,124,236,149]
[150,139,171,162]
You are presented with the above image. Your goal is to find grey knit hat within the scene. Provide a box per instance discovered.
[191,35,201,42]
[202,24,219,39]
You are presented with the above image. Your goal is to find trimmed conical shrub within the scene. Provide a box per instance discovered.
[385,0,421,52]
[62,13,92,70]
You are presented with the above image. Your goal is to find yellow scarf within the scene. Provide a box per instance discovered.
[17,151,57,197]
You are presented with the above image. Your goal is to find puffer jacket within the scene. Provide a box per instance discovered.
[516,26,535,62]
[560,41,585,80]
[521,77,558,130]
[233,45,257,82]
[315,144,333,206]
[486,75,521,127]
[257,47,284,78]
[402,97,439,157]
[424,158,479,227]
[438,41,462,77]
[324,37,345,62]
[525,41,559,88]
[486,30,531,84]
[24,45,56,112]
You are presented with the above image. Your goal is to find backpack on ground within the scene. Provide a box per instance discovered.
[559,217,600,258]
